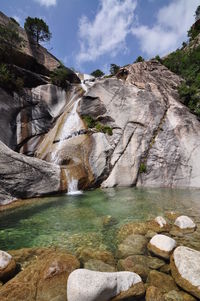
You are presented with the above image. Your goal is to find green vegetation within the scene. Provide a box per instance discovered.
[24,17,52,44]
[134,56,145,63]
[50,65,71,89]
[139,162,147,173]
[95,122,113,135]
[82,115,96,128]
[195,5,200,22]
[0,21,23,61]
[160,6,200,118]
[10,17,20,26]
[82,115,113,135]
[188,20,200,41]
[110,64,120,75]
[0,64,24,93]
[90,69,105,78]
[162,45,200,117]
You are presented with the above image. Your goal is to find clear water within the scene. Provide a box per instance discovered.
[0,188,200,254]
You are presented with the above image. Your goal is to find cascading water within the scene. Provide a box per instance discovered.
[50,77,95,194]
[65,170,83,195]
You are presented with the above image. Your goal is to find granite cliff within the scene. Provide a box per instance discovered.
[0,13,200,204]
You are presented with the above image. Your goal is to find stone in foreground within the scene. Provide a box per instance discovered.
[0,250,16,281]
[67,269,145,301]
[0,249,79,301]
[148,234,176,259]
[170,246,200,299]
[174,216,196,230]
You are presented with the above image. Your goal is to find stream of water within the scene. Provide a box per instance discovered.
[0,187,199,253]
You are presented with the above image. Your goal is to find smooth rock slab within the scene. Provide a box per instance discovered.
[170,246,200,299]
[67,269,145,301]
[148,234,176,259]
[174,216,196,230]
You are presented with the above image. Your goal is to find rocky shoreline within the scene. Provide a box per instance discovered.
[0,212,199,301]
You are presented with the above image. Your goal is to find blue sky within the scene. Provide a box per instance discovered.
[0,0,198,74]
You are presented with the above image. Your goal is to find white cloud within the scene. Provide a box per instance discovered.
[76,0,137,64]
[132,0,199,57]
[34,0,57,7]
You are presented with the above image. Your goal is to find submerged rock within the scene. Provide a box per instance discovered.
[117,234,147,258]
[170,246,200,299]
[148,234,176,259]
[76,247,115,265]
[67,269,145,301]
[84,259,116,272]
[117,255,165,281]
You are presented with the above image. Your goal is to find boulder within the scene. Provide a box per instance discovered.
[117,234,147,258]
[76,247,115,265]
[0,249,80,301]
[146,286,164,301]
[84,259,116,272]
[164,290,197,301]
[0,140,62,204]
[148,234,176,259]
[67,269,145,301]
[170,246,200,299]
[147,270,179,293]
[174,216,196,230]
[117,255,165,281]
[0,251,16,282]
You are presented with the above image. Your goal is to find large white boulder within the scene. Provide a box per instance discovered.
[170,246,200,299]
[67,269,145,301]
[148,234,176,259]
[174,216,196,230]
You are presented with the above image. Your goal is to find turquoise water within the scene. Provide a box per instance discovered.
[0,188,200,253]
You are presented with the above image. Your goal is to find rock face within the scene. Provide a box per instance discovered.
[170,246,200,298]
[1,58,200,202]
[67,269,145,301]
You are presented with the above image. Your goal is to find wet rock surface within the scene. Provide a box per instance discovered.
[0,248,79,301]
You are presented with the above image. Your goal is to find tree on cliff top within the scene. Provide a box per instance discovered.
[90,69,105,78]
[24,17,52,44]
[195,5,200,21]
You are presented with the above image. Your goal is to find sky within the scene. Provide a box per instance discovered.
[0,0,199,74]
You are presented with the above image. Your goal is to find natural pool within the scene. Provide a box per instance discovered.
[0,187,200,253]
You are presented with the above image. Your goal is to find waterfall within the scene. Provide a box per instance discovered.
[65,170,83,195]
[50,76,95,194]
